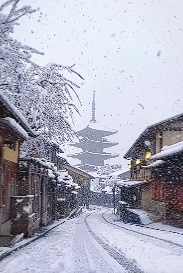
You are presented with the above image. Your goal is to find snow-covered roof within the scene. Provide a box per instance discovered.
[124,112,183,159]
[88,121,117,133]
[151,141,183,160]
[110,168,130,177]
[76,122,118,138]
[71,150,119,159]
[1,117,29,139]
[71,138,118,145]
[0,92,36,137]
[74,150,118,156]
[63,164,95,179]
[143,160,165,168]
[70,138,118,150]
[116,180,147,187]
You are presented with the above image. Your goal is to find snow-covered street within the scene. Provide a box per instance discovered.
[0,207,183,273]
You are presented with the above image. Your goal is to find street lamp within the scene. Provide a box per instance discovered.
[136,159,140,165]
[112,178,120,214]
[145,152,151,159]
[112,183,116,214]
[128,163,132,169]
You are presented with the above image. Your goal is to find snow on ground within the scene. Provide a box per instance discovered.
[1,207,183,273]
[0,212,125,273]
[0,219,75,273]
[104,209,183,247]
[87,208,183,273]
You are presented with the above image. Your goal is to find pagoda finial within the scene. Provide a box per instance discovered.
[91,91,96,122]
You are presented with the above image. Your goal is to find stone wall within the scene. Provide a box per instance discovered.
[148,200,166,221]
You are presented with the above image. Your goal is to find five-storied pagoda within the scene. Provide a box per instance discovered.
[69,92,119,171]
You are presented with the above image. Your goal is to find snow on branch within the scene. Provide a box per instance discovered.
[0,0,83,158]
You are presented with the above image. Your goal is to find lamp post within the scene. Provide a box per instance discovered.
[112,178,119,214]
[112,183,116,214]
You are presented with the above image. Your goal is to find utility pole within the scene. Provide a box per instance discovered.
[112,183,116,214]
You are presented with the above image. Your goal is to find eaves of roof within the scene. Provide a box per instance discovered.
[0,92,37,137]
[124,113,183,159]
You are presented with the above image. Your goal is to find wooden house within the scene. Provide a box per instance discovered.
[124,113,183,227]
[109,169,131,180]
[0,93,35,236]
[117,180,147,209]
[145,142,183,226]
[11,158,57,237]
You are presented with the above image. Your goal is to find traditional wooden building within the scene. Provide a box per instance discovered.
[124,113,183,227]
[146,142,183,226]
[0,93,36,236]
[11,158,57,237]
[117,180,147,209]
[109,169,131,180]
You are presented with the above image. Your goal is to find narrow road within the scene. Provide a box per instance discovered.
[0,207,182,273]
[0,210,126,273]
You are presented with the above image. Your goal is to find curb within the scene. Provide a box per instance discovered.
[113,214,183,236]
[102,211,183,248]
[0,206,82,261]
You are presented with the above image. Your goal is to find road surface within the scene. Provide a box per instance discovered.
[0,207,182,273]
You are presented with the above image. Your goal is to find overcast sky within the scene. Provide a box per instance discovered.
[4,0,183,167]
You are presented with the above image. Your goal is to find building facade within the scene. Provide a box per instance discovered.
[123,113,183,227]
[0,93,35,236]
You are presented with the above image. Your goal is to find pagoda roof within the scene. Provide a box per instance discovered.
[77,121,117,138]
[70,138,118,148]
[89,121,117,132]
[69,150,119,159]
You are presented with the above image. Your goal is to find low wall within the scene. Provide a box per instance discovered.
[11,195,40,237]
[148,200,166,221]
[0,220,11,236]
[141,189,152,211]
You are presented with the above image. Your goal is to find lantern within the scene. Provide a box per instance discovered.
[128,163,132,169]
[145,152,151,159]
[136,159,140,165]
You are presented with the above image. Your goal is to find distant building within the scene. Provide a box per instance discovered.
[109,169,131,180]
[69,92,119,171]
